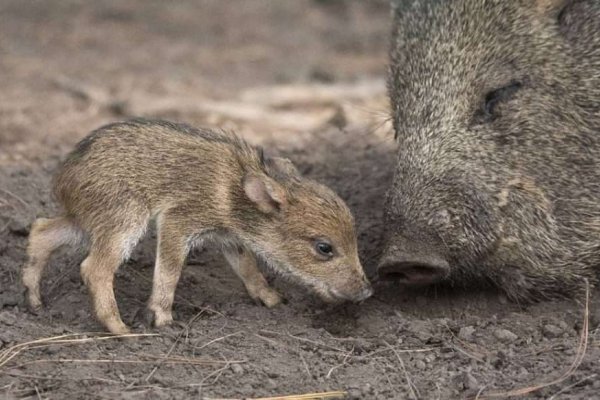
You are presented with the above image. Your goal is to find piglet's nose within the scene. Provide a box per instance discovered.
[378,239,450,285]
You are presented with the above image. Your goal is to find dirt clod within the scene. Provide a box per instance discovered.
[542,324,563,338]
[458,325,476,341]
[231,364,244,375]
[493,328,518,343]
[0,311,17,326]
[462,371,479,390]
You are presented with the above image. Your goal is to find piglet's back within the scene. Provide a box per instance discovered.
[53,119,263,215]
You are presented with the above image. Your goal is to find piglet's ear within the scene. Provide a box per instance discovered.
[268,157,300,177]
[536,0,570,16]
[243,173,287,214]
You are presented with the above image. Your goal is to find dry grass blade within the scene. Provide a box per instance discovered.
[206,390,347,400]
[475,279,591,399]
[0,332,157,370]
[12,357,244,369]
[326,346,354,379]
[144,309,212,382]
[194,331,243,351]
[384,340,419,400]
[548,373,597,400]
[0,188,31,211]
[257,329,346,353]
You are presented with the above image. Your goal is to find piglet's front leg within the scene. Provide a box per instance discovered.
[224,247,283,308]
[146,213,191,328]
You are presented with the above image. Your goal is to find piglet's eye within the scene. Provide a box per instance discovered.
[483,81,522,118]
[315,241,334,258]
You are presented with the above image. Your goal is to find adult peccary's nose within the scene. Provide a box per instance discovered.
[378,237,450,285]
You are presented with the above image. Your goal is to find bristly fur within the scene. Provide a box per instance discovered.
[23,118,371,334]
[383,0,600,300]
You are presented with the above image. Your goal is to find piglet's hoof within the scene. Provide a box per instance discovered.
[258,288,283,308]
[137,307,178,331]
[21,289,42,315]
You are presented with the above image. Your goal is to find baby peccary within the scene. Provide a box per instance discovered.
[22,119,372,334]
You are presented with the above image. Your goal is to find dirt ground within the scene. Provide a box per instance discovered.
[0,1,599,399]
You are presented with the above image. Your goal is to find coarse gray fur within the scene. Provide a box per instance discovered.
[382,0,600,299]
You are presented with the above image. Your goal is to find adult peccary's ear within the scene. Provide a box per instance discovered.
[267,157,300,177]
[243,173,287,214]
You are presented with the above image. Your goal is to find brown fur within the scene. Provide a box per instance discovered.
[22,119,371,334]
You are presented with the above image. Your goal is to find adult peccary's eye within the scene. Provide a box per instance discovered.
[315,241,334,258]
[483,81,522,118]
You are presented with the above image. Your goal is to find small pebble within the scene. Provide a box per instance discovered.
[230,363,244,375]
[517,367,529,378]
[557,320,568,330]
[415,360,426,370]
[493,328,518,342]
[407,320,433,342]
[347,388,362,400]
[0,311,17,326]
[458,326,476,341]
[0,293,19,309]
[542,324,562,338]
[266,379,278,389]
[42,345,59,355]
[463,372,478,390]
[8,215,30,236]
[266,370,279,379]
[75,309,89,320]
[383,333,397,345]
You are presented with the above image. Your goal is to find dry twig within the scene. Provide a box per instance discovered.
[144,309,209,382]
[385,340,419,400]
[205,390,347,400]
[0,332,157,370]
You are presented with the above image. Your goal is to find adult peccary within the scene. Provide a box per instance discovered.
[378,0,600,300]
[22,119,372,334]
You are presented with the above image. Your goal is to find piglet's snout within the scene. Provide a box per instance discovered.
[354,284,374,302]
[345,277,373,303]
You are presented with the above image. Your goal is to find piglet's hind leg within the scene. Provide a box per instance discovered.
[22,217,82,312]
[80,242,130,334]
[81,222,147,335]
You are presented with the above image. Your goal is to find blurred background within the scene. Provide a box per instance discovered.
[0,0,392,164]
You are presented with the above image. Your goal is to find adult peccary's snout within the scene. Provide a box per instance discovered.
[378,235,449,285]
[382,0,600,300]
